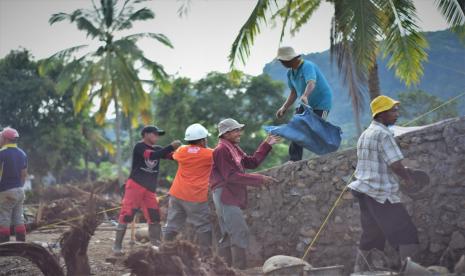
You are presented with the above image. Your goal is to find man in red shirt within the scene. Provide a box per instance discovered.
[112,126,181,255]
[210,118,280,269]
[163,123,213,256]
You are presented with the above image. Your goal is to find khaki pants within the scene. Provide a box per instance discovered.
[163,195,212,236]
[0,187,25,234]
[212,188,249,249]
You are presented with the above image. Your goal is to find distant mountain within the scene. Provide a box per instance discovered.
[263,29,465,136]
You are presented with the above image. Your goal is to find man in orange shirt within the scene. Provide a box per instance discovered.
[163,123,213,256]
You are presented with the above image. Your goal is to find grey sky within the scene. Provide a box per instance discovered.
[0,0,448,80]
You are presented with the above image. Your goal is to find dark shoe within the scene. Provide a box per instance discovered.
[197,231,212,257]
[218,246,232,267]
[148,223,161,246]
[112,223,127,255]
[231,245,247,270]
[399,244,420,263]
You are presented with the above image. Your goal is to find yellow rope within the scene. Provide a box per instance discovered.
[36,194,168,230]
[301,91,465,261]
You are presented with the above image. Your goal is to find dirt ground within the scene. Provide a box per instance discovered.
[0,222,263,276]
[1,222,134,276]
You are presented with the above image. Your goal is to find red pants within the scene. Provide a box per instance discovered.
[118,179,160,224]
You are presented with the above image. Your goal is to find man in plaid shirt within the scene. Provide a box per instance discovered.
[349,96,419,272]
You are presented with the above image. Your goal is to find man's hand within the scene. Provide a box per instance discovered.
[262,175,279,186]
[300,95,308,105]
[265,134,282,146]
[276,106,287,119]
[171,140,182,149]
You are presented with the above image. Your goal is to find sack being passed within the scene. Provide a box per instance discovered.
[264,105,342,155]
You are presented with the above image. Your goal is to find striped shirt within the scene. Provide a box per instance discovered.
[349,121,404,203]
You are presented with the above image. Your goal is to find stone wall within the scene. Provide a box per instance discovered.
[244,117,465,273]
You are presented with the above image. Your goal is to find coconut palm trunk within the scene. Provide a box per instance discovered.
[114,99,124,187]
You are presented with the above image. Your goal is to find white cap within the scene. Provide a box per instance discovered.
[276,46,300,61]
[184,123,209,141]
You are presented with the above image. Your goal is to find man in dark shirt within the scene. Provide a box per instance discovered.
[210,118,280,269]
[112,125,181,255]
[0,127,28,243]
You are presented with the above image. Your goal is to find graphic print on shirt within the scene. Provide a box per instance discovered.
[141,154,158,174]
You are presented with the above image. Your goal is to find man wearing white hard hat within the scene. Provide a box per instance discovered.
[276,46,333,161]
[0,127,28,243]
[163,123,214,256]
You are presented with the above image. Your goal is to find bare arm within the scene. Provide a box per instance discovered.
[300,80,316,105]
[390,160,414,184]
[276,90,297,118]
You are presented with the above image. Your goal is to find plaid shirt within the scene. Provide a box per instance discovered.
[349,121,404,203]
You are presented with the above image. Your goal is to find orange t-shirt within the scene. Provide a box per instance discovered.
[169,145,213,202]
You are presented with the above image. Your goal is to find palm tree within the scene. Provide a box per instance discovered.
[230,0,464,133]
[40,0,172,186]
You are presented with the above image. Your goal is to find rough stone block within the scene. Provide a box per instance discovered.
[449,231,465,249]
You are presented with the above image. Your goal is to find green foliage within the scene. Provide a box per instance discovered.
[380,0,428,86]
[153,72,291,185]
[0,50,87,180]
[398,89,459,125]
[44,0,173,185]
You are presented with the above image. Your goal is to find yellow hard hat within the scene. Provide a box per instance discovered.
[370,95,400,118]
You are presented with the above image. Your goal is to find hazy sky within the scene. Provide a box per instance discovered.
[0,0,449,80]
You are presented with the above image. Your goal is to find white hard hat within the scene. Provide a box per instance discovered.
[184,123,209,141]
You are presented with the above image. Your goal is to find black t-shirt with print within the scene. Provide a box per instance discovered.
[129,141,174,192]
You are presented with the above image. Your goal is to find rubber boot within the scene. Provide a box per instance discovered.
[399,244,420,263]
[197,231,212,257]
[15,233,25,242]
[148,223,161,246]
[15,225,26,242]
[163,231,177,242]
[218,246,232,267]
[112,223,127,255]
[231,245,247,270]
[0,234,9,243]
[353,249,371,273]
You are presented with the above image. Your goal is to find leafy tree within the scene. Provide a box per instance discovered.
[0,50,87,184]
[398,89,458,125]
[229,0,464,134]
[41,0,172,185]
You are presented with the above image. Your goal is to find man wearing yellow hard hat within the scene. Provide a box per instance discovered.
[348,95,420,272]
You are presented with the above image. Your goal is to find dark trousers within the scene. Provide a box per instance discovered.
[352,190,419,251]
[288,107,328,161]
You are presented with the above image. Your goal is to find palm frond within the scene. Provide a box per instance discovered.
[115,7,155,30]
[279,0,293,42]
[289,0,320,35]
[435,0,465,26]
[333,39,367,134]
[120,33,173,48]
[346,0,381,71]
[380,0,428,86]
[94,86,113,125]
[177,0,192,18]
[229,0,275,67]
[49,10,82,25]
[102,0,115,28]
[76,17,103,38]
